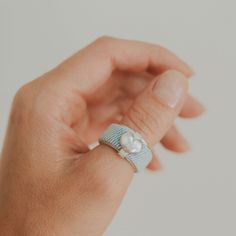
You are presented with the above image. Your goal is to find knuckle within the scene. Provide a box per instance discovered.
[124,96,171,144]
[93,36,117,52]
[13,83,33,111]
[95,35,114,45]
[14,84,30,102]
[125,102,156,139]
[91,36,117,67]
[10,84,34,123]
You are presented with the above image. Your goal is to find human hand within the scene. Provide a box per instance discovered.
[0,37,204,235]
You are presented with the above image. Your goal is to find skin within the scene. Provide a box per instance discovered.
[0,37,204,235]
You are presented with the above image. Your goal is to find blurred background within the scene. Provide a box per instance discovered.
[0,0,235,235]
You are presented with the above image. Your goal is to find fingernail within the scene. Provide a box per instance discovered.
[153,71,186,108]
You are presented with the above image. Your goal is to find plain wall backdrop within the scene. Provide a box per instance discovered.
[0,0,235,235]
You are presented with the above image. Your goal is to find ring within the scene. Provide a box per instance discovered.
[99,124,152,172]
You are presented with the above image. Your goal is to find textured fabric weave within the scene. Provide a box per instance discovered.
[99,124,152,172]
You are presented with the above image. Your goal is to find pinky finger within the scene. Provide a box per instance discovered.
[146,152,162,171]
[161,125,190,153]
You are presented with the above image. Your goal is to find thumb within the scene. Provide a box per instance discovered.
[77,70,188,234]
[122,69,188,147]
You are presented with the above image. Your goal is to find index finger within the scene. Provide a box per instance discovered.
[51,36,193,95]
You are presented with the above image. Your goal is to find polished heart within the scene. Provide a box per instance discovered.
[120,131,143,153]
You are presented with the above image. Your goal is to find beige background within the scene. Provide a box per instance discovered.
[0,0,235,235]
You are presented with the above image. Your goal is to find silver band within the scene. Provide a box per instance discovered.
[99,124,152,172]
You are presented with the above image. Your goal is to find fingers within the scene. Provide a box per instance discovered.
[74,70,188,234]
[146,153,162,171]
[51,36,193,95]
[161,125,190,152]
[81,69,189,176]
[84,70,188,172]
[79,70,188,191]
[121,70,188,147]
[180,95,205,118]
[148,124,190,172]
[115,71,204,119]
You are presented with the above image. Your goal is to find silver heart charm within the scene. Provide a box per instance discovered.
[120,132,143,153]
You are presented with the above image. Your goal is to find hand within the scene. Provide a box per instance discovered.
[0,37,204,235]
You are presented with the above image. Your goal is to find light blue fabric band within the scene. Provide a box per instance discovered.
[99,124,152,172]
